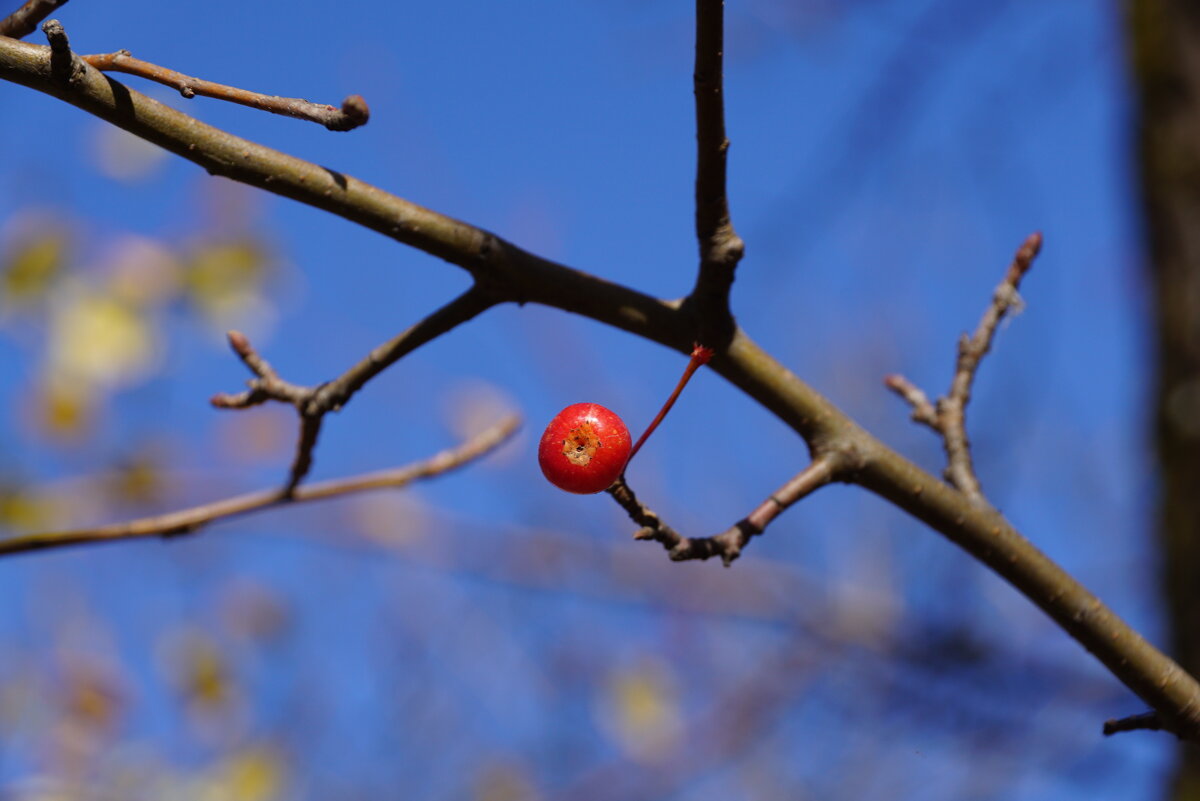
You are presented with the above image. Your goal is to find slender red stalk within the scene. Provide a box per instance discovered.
[626,343,714,465]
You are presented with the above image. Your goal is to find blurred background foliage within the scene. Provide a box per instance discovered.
[0,1,1183,799]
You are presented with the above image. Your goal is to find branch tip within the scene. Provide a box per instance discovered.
[326,94,370,131]
[38,15,62,42]
[226,329,250,356]
[887,232,1046,502]
[1103,711,1164,737]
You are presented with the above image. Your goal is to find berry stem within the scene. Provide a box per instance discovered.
[626,343,714,465]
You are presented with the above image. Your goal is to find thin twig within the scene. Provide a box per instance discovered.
[942,231,1042,498]
[882,373,939,429]
[1103,711,1165,737]
[885,232,1042,502]
[608,455,837,566]
[742,454,840,533]
[309,285,495,412]
[0,416,519,557]
[286,414,323,495]
[81,49,369,131]
[605,477,692,560]
[0,0,66,39]
[688,0,743,350]
[212,329,309,407]
[211,287,495,492]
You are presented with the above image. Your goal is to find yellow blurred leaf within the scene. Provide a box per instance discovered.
[186,241,268,309]
[184,239,279,338]
[0,487,56,530]
[212,746,283,801]
[28,378,94,441]
[186,645,231,710]
[48,290,156,388]
[62,662,124,735]
[598,660,682,762]
[109,456,164,506]
[161,631,235,713]
[1,229,67,309]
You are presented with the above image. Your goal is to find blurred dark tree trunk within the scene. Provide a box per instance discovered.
[1127,0,1200,795]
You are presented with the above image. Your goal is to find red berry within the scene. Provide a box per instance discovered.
[538,403,631,494]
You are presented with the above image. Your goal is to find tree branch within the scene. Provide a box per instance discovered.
[211,287,496,492]
[742,453,841,534]
[688,0,744,349]
[609,453,838,566]
[605,476,711,563]
[885,232,1042,501]
[81,49,369,130]
[0,416,520,557]
[1104,711,1165,737]
[308,285,497,412]
[0,0,66,40]
[3,33,1199,738]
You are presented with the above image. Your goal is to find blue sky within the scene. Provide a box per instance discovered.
[0,1,1173,798]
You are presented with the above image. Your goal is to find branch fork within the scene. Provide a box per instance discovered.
[211,287,495,495]
[885,232,1043,502]
[609,453,840,567]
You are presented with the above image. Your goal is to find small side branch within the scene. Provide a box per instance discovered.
[81,49,369,131]
[688,0,744,349]
[885,232,1042,502]
[0,415,519,557]
[608,455,835,566]
[309,285,496,412]
[1103,711,1165,737]
[605,477,703,562]
[741,454,839,534]
[41,18,79,84]
[0,0,67,40]
[211,286,496,493]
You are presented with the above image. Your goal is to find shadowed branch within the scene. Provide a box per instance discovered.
[688,0,744,349]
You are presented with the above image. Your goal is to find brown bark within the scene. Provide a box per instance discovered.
[1127,0,1200,793]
